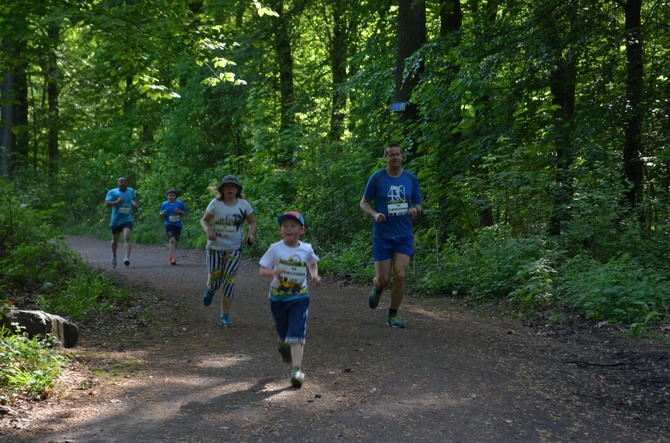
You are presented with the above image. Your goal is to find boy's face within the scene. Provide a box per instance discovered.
[167,192,177,203]
[279,219,304,242]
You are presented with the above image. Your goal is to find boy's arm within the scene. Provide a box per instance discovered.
[259,266,282,279]
[308,263,321,285]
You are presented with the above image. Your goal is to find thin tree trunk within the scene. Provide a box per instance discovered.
[622,0,644,209]
[46,26,61,177]
[328,1,348,142]
[395,0,426,157]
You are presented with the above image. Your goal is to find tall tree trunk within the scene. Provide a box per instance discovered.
[622,0,643,209]
[269,0,297,165]
[547,4,577,235]
[46,25,61,177]
[395,0,426,156]
[328,0,349,142]
[438,0,462,148]
[548,58,577,235]
[1,69,14,178]
[440,0,462,36]
[0,29,29,177]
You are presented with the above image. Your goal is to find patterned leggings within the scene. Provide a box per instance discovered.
[206,249,242,298]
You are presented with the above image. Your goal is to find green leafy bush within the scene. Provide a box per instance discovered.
[318,231,375,283]
[0,180,133,321]
[0,326,66,400]
[559,254,670,331]
[416,228,551,301]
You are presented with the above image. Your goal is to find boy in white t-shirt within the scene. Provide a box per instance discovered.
[259,211,321,389]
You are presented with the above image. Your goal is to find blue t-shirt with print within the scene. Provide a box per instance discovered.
[362,169,422,239]
[160,200,187,227]
[106,187,137,227]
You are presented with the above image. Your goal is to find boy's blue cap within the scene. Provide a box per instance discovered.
[278,211,305,226]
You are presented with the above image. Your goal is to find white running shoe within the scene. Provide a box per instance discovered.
[290,370,305,389]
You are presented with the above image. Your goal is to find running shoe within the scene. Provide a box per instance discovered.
[290,369,305,389]
[219,313,234,327]
[386,315,405,328]
[203,289,214,306]
[368,289,382,309]
[111,255,117,269]
[123,256,130,266]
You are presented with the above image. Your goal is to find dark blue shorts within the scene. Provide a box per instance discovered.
[270,297,309,345]
[166,225,182,241]
[110,222,133,235]
[373,236,414,261]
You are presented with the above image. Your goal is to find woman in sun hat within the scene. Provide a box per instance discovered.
[199,175,257,327]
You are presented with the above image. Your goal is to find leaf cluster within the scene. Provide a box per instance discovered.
[0,326,66,401]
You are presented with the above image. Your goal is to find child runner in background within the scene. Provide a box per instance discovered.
[200,175,257,327]
[258,211,321,389]
[159,188,187,265]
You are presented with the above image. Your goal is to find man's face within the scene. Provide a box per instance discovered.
[385,147,403,167]
[117,179,128,191]
[167,192,177,203]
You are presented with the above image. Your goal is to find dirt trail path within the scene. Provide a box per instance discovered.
[3,236,669,442]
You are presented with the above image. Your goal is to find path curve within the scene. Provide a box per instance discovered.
[4,236,669,443]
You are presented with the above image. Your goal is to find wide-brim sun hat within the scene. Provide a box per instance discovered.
[278,211,305,227]
[218,175,242,192]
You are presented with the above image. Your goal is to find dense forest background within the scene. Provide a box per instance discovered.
[2,0,670,334]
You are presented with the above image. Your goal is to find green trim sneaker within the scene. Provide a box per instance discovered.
[368,289,382,309]
[290,368,305,389]
[386,315,405,328]
[278,344,292,364]
[219,313,234,327]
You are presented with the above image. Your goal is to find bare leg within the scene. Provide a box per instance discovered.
[111,233,120,256]
[290,343,304,369]
[220,296,233,316]
[122,227,132,258]
[169,237,177,257]
[389,253,411,310]
[373,258,392,291]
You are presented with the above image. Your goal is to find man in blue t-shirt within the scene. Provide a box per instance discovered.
[359,143,422,328]
[105,177,139,268]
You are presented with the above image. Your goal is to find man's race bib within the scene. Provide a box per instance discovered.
[278,262,307,284]
[214,222,237,239]
[119,206,131,214]
[387,200,409,216]
[168,215,181,223]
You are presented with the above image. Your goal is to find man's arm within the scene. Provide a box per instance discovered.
[360,197,385,223]
[104,195,123,208]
